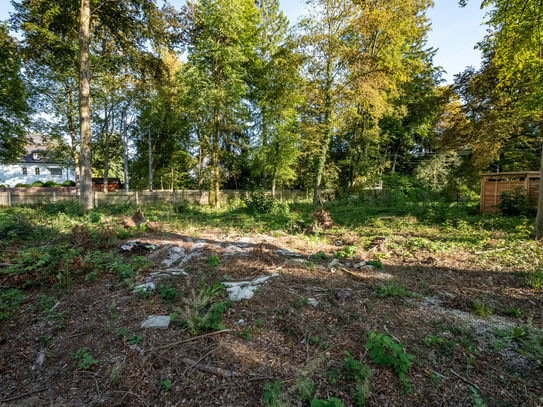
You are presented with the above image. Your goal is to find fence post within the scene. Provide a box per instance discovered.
[173,189,176,204]
[94,191,98,208]
[8,192,11,207]
[53,191,56,203]
[136,191,139,206]
[280,190,283,202]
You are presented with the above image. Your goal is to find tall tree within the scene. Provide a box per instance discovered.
[0,23,31,161]
[12,0,180,209]
[184,0,260,207]
[299,0,433,203]
[461,0,543,237]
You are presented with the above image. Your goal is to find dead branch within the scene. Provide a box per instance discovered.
[150,329,231,351]
[181,358,242,378]
[450,369,479,389]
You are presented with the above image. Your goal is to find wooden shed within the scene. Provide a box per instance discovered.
[480,171,540,213]
[92,178,121,192]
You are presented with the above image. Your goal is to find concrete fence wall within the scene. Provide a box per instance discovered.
[0,189,312,207]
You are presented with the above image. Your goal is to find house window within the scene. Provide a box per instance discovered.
[22,168,27,175]
[35,168,40,175]
[49,168,62,176]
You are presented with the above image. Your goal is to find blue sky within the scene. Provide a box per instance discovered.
[1,0,488,84]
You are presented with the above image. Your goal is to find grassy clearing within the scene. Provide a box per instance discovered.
[0,196,542,406]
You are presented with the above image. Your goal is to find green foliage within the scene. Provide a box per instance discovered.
[31,181,45,187]
[374,281,414,298]
[117,327,131,339]
[206,255,220,267]
[158,284,181,304]
[526,272,543,290]
[497,187,535,217]
[471,300,492,317]
[43,181,58,187]
[502,307,522,318]
[127,335,144,345]
[313,251,328,260]
[310,398,344,407]
[176,283,228,336]
[69,347,99,370]
[62,180,76,187]
[263,381,283,407]
[334,246,357,259]
[365,331,415,389]
[243,190,290,215]
[159,379,172,391]
[296,376,316,401]
[469,386,486,407]
[0,288,24,319]
[343,351,371,406]
[365,259,383,269]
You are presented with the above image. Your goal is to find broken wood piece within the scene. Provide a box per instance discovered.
[450,369,479,389]
[181,358,242,378]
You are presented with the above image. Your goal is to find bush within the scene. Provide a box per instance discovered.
[62,180,76,187]
[43,180,58,187]
[243,189,289,215]
[14,183,30,188]
[497,187,535,216]
[31,181,44,187]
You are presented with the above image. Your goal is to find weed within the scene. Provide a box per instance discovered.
[206,255,220,267]
[69,347,98,370]
[469,386,486,407]
[343,351,371,406]
[110,360,123,386]
[0,288,24,319]
[526,272,543,290]
[127,335,144,345]
[365,331,415,390]
[296,376,315,401]
[313,251,328,260]
[334,246,357,259]
[159,379,172,391]
[365,259,383,269]
[39,334,50,347]
[176,283,228,335]
[428,371,442,388]
[309,398,344,407]
[374,281,414,298]
[502,307,522,318]
[471,300,492,317]
[117,327,131,339]
[158,284,181,304]
[263,381,284,407]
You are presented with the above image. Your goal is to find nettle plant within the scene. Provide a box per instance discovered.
[365,331,415,390]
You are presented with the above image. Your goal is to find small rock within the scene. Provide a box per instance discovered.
[189,242,207,252]
[328,258,340,268]
[334,240,343,246]
[360,264,374,270]
[166,268,187,273]
[133,282,155,293]
[162,246,186,267]
[307,298,318,307]
[141,315,170,330]
[274,249,301,257]
[335,289,352,302]
[353,263,360,269]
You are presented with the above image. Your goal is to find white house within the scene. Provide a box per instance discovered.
[0,135,75,187]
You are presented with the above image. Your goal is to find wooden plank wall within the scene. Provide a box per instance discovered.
[481,178,538,213]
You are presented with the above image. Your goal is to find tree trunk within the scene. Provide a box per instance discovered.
[211,109,221,208]
[535,137,543,239]
[66,85,80,193]
[313,61,333,205]
[78,0,92,210]
[103,102,109,194]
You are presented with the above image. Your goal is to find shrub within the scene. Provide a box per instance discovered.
[497,187,535,216]
[14,183,30,188]
[243,189,289,215]
[31,181,44,187]
[43,180,58,187]
[62,180,76,187]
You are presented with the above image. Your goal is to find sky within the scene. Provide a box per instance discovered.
[0,0,489,84]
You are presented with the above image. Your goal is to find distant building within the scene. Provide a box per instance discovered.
[0,135,75,186]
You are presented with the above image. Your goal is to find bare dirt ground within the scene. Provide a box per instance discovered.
[1,226,542,406]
